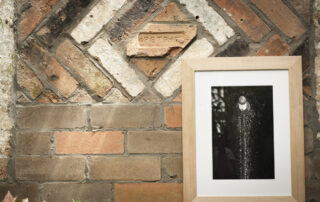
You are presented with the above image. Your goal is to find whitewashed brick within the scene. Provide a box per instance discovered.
[180,0,234,45]
[155,38,214,97]
[89,38,145,97]
[71,0,126,44]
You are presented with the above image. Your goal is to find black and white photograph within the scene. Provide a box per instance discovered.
[212,86,274,180]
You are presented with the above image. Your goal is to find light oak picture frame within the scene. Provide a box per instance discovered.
[182,57,305,202]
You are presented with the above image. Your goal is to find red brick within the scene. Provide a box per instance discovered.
[18,0,59,40]
[127,131,182,153]
[15,157,86,181]
[55,131,124,154]
[36,0,92,46]
[16,105,86,129]
[88,157,161,180]
[153,2,188,22]
[131,58,169,78]
[115,183,182,202]
[56,40,112,97]
[17,59,43,99]
[22,40,78,98]
[256,35,289,56]
[41,183,112,202]
[252,0,306,39]
[214,0,270,42]
[16,132,50,155]
[165,105,182,128]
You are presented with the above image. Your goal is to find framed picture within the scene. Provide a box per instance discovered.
[182,57,305,202]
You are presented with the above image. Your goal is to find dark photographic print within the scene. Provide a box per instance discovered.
[212,86,274,180]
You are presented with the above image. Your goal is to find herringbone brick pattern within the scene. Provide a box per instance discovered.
[6,0,316,201]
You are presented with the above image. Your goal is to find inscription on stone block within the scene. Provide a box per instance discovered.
[139,32,187,46]
[127,23,197,57]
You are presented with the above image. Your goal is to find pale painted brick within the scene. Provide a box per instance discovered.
[155,38,213,97]
[180,0,234,45]
[71,0,126,43]
[89,38,145,97]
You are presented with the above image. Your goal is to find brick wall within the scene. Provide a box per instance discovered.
[0,0,317,201]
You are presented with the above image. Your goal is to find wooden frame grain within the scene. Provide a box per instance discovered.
[182,56,304,202]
